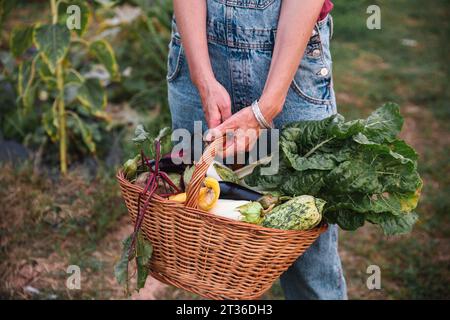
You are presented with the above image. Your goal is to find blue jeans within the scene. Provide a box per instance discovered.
[167,0,346,300]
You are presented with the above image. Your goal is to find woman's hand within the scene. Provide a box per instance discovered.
[197,78,232,129]
[206,99,282,158]
[206,106,260,158]
[173,0,231,128]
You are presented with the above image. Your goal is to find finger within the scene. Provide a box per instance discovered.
[236,136,249,165]
[235,131,248,155]
[223,138,236,159]
[212,134,233,159]
[211,130,234,159]
[208,118,221,129]
[219,99,232,122]
[205,104,222,129]
[246,135,258,152]
[246,128,261,152]
[207,112,222,129]
[204,128,222,142]
[225,131,249,159]
[214,118,236,138]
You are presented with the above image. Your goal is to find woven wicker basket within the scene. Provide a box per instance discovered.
[117,138,327,300]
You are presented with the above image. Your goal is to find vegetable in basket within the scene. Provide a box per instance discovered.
[115,126,181,294]
[208,161,240,183]
[262,195,325,230]
[210,199,252,221]
[123,154,140,179]
[218,181,262,201]
[169,177,221,211]
[237,201,265,224]
[209,199,263,224]
[245,103,423,235]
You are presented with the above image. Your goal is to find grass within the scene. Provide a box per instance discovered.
[0,163,127,299]
[0,0,449,300]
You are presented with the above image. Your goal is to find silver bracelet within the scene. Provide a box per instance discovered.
[251,100,273,129]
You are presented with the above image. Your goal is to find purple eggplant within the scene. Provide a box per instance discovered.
[218,181,263,201]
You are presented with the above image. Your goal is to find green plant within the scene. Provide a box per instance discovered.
[9,0,120,173]
[0,0,15,33]
[111,0,172,112]
[246,103,423,235]
[115,126,179,294]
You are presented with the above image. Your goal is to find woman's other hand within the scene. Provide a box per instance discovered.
[197,78,232,129]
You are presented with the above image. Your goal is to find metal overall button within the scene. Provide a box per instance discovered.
[312,49,321,58]
[319,67,329,76]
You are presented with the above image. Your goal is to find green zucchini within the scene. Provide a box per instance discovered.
[262,195,325,230]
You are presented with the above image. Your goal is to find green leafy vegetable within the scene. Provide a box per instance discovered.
[114,232,153,294]
[183,165,195,187]
[246,103,422,235]
[116,126,176,294]
[136,232,153,289]
[123,154,141,179]
[237,202,263,224]
[213,162,240,183]
[132,124,151,144]
[114,234,133,292]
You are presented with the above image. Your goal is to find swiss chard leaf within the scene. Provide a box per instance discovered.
[367,211,418,235]
[281,170,327,196]
[362,102,403,143]
[247,103,422,235]
[114,232,153,294]
[325,160,382,194]
[114,234,133,292]
[132,124,151,144]
[281,116,336,170]
[136,232,153,290]
[324,210,366,231]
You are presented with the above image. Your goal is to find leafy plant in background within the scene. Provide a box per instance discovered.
[110,0,172,116]
[8,0,120,173]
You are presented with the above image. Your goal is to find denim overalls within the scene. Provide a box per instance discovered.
[167,0,347,300]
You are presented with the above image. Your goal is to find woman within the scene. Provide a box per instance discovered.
[167,0,346,299]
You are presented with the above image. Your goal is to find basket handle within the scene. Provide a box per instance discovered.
[185,136,225,209]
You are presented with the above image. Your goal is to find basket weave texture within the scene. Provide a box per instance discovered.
[117,138,327,300]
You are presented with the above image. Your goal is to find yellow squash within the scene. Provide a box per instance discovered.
[169,192,187,203]
[198,177,220,211]
[168,177,220,211]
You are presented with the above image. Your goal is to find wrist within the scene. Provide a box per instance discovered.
[192,71,216,95]
[258,94,284,121]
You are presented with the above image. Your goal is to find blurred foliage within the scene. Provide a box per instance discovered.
[1,0,123,171]
[110,0,172,110]
[0,0,174,170]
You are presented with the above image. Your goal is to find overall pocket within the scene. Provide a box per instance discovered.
[167,37,184,82]
[291,17,333,105]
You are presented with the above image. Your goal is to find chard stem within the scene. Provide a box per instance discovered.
[304,137,334,158]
